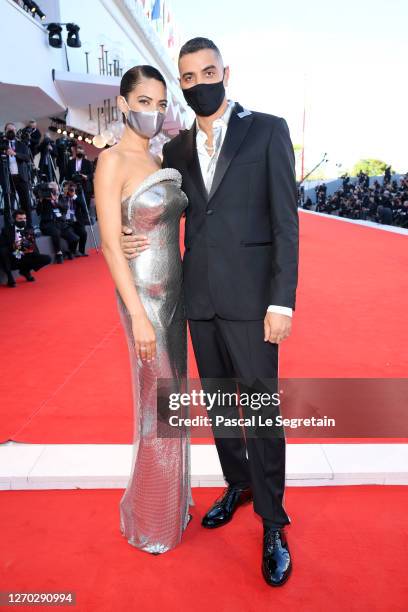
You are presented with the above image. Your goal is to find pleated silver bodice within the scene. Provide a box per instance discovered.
[117,167,188,327]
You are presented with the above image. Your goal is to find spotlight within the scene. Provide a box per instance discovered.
[57,128,62,134]
[62,130,67,135]
[69,132,75,138]
[77,135,83,141]
[24,1,36,12]
[47,23,62,48]
[32,2,46,19]
[66,23,81,48]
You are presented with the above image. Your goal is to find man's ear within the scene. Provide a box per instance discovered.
[223,65,230,87]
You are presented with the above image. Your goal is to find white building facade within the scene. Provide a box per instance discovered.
[0,0,189,152]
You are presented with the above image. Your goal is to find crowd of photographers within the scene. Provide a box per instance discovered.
[0,120,96,288]
[2,119,406,288]
[300,168,408,228]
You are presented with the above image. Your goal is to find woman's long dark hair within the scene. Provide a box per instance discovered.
[119,65,167,122]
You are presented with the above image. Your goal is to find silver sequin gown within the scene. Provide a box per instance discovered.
[115,168,192,554]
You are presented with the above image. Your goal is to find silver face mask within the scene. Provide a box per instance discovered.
[121,97,166,139]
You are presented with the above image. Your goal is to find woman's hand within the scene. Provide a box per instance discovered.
[121,225,150,259]
[131,314,156,362]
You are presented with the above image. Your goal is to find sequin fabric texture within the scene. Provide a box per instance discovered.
[115,168,192,554]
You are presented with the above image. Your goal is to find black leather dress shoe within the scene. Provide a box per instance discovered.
[202,485,253,528]
[262,527,292,586]
[21,272,35,282]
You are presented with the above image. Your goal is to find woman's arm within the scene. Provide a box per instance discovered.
[94,151,156,361]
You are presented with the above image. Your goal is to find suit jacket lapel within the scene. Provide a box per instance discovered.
[208,103,254,203]
[183,122,207,204]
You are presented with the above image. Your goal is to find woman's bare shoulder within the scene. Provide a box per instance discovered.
[96,144,125,167]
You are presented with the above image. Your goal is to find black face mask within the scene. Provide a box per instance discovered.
[182,76,226,117]
[76,152,84,158]
[6,130,16,140]
[15,220,26,228]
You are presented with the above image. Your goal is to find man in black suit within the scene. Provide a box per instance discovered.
[0,122,33,227]
[22,119,42,159]
[0,208,51,287]
[120,38,299,587]
[66,144,94,212]
[60,182,89,256]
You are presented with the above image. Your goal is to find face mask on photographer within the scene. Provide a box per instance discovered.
[6,129,16,140]
[76,149,84,158]
[120,97,166,139]
[182,70,226,117]
[15,220,26,228]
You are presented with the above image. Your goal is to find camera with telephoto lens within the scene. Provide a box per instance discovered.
[33,181,53,199]
[0,132,10,155]
[19,231,34,252]
[71,172,85,187]
[18,127,32,144]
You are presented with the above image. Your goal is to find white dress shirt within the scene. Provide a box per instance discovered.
[195,100,293,318]
[65,195,77,221]
[8,140,19,175]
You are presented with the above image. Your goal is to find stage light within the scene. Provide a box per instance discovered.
[31,2,46,19]
[57,128,62,134]
[24,1,36,12]
[47,23,62,48]
[62,130,67,135]
[69,132,75,138]
[77,135,83,141]
[66,23,81,48]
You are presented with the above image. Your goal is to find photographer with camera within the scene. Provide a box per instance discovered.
[38,132,58,182]
[36,181,80,263]
[55,136,72,182]
[21,120,42,159]
[0,208,51,287]
[0,122,33,227]
[60,182,89,257]
[67,144,94,210]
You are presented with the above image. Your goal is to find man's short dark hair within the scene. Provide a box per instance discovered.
[179,37,221,60]
[13,208,26,218]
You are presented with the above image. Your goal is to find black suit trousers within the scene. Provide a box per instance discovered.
[188,316,290,529]
[8,175,32,227]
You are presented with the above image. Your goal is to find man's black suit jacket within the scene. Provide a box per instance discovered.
[162,102,299,321]
[0,223,39,254]
[67,158,94,194]
[0,140,31,184]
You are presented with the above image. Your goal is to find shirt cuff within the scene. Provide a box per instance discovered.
[267,305,293,317]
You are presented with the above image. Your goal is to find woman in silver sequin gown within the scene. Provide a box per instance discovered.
[94,66,192,555]
[116,168,191,554]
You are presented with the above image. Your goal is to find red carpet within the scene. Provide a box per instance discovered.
[1,212,407,443]
[1,486,407,611]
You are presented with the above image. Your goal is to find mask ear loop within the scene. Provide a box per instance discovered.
[120,96,130,122]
